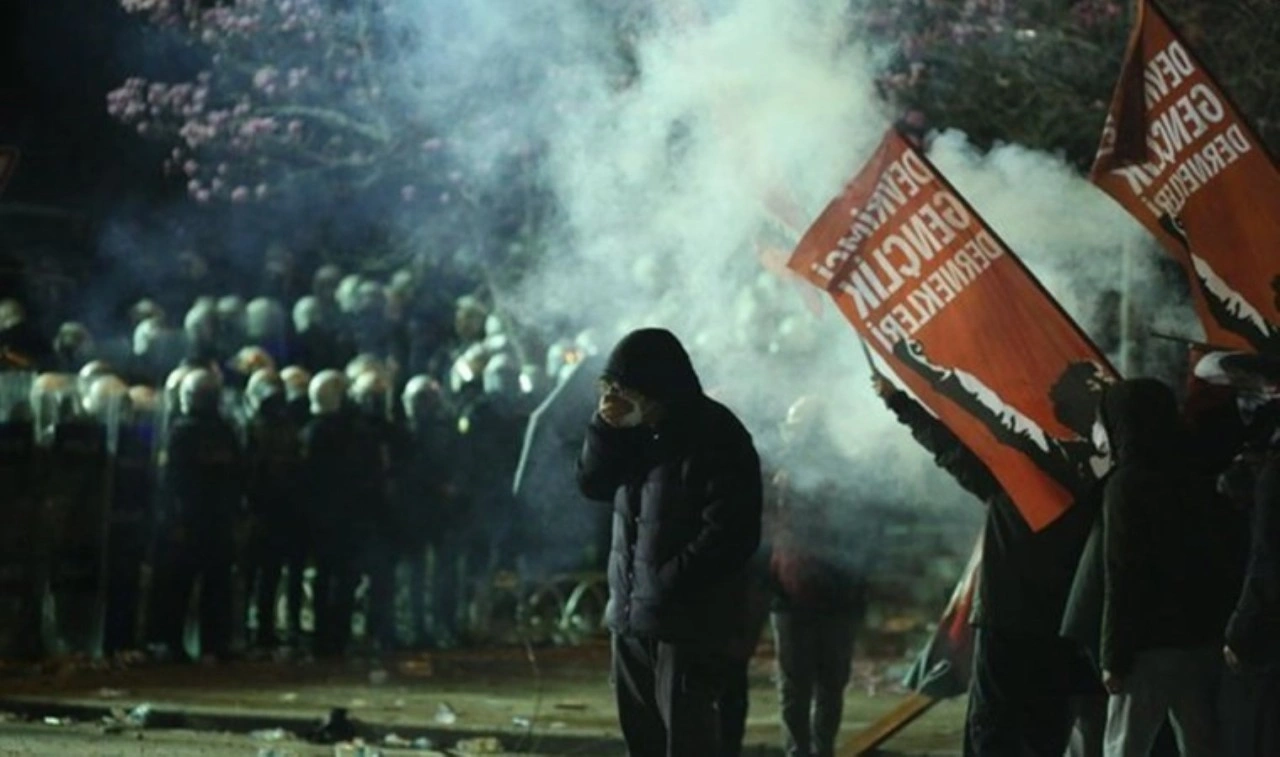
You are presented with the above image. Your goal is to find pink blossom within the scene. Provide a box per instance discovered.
[252,67,278,91]
[211,178,225,192]
[187,179,202,193]
[195,189,211,204]
[401,185,417,202]
[421,138,443,152]
[254,184,269,200]
[231,186,250,203]
[183,160,199,176]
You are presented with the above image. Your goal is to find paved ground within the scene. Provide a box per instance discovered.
[0,644,965,755]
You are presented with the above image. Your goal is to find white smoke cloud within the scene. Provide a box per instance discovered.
[453,0,1189,531]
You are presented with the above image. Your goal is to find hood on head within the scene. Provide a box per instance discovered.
[602,328,702,405]
[1100,378,1181,465]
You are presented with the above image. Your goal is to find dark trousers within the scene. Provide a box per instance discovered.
[1222,668,1280,757]
[429,538,462,641]
[151,530,233,659]
[771,611,856,757]
[102,526,146,655]
[402,541,428,646]
[363,543,396,650]
[720,663,750,757]
[965,628,1075,757]
[612,634,730,757]
[312,551,358,657]
[248,527,306,647]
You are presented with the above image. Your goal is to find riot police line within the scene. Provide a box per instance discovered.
[0,344,611,663]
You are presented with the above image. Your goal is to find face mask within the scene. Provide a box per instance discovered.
[613,403,645,428]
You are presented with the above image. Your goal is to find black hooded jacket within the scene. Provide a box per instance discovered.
[1099,379,1238,676]
[885,390,1098,638]
[1226,451,1280,668]
[577,329,763,648]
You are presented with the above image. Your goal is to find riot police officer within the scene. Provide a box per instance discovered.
[349,369,407,651]
[45,370,113,654]
[1,373,41,658]
[402,375,461,647]
[455,353,527,622]
[242,368,304,650]
[152,369,244,662]
[280,365,312,428]
[300,370,359,657]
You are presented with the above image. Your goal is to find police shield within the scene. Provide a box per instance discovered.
[44,381,124,655]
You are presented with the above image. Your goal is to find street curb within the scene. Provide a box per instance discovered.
[0,696,646,755]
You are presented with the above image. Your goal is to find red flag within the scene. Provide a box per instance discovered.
[1091,0,1280,354]
[904,537,981,698]
[790,129,1116,532]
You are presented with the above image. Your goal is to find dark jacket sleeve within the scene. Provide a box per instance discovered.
[1101,471,1143,675]
[658,432,763,594]
[576,415,645,503]
[1226,459,1280,664]
[885,391,1002,503]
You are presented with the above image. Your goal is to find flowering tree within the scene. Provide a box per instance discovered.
[863,0,1279,170]
[107,0,555,275]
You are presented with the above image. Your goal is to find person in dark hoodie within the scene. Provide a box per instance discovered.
[1222,405,1280,757]
[1097,378,1235,756]
[577,328,763,757]
[874,375,1099,757]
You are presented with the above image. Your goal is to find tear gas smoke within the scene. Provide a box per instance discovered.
[84,1,1197,573]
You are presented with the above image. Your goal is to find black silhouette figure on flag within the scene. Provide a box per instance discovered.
[893,338,1113,495]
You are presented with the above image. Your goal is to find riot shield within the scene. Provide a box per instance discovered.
[103,399,161,655]
[44,392,118,656]
[511,355,609,577]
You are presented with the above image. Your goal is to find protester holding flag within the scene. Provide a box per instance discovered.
[875,375,1098,756]
[1095,379,1235,756]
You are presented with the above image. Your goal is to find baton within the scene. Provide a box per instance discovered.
[1148,331,1236,353]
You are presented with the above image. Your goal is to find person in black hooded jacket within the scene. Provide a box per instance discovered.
[577,328,762,757]
[874,375,1098,757]
[1097,378,1236,757]
[1224,437,1280,757]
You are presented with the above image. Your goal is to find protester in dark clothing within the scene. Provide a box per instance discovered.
[152,369,244,661]
[720,543,773,757]
[577,328,762,757]
[1224,445,1280,756]
[876,376,1097,757]
[767,396,867,757]
[1097,379,1235,756]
